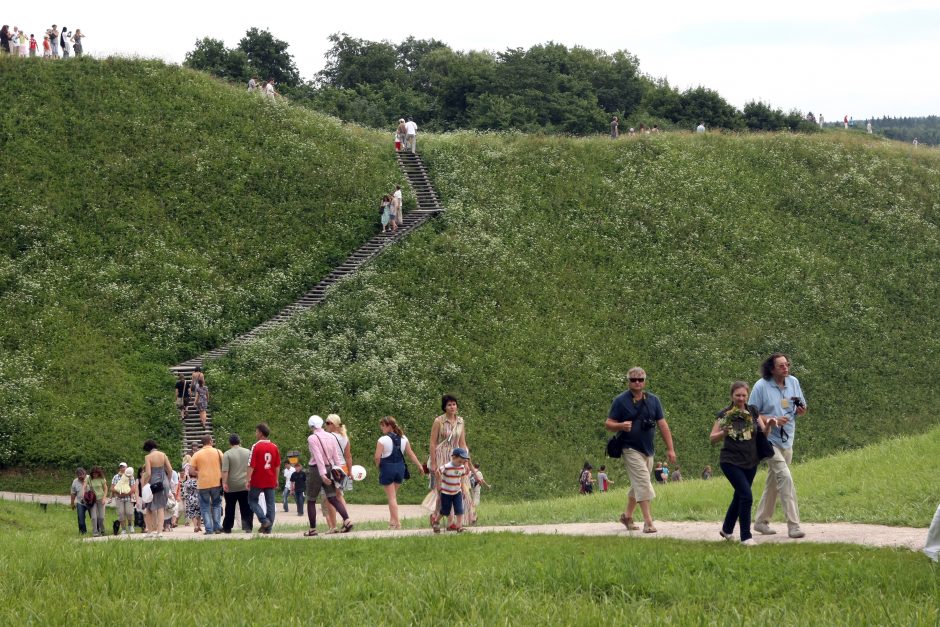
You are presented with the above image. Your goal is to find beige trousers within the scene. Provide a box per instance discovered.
[755,444,801,529]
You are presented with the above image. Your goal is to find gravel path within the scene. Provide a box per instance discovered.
[2,492,925,550]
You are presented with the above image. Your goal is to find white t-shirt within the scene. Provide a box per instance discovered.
[377,434,410,458]
[283,466,295,482]
[393,189,402,209]
[405,121,417,135]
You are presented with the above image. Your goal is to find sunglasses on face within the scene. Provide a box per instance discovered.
[629,378,645,383]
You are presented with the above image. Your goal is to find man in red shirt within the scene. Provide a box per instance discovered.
[247,423,281,533]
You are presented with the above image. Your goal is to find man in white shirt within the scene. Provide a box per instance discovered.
[696,122,706,134]
[282,462,294,512]
[404,118,418,153]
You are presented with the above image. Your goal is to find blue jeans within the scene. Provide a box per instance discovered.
[198,487,223,533]
[720,462,758,541]
[249,487,276,527]
[76,502,91,534]
[282,486,291,511]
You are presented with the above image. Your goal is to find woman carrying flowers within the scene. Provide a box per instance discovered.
[709,381,772,545]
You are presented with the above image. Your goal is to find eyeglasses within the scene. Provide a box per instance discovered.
[629,378,645,383]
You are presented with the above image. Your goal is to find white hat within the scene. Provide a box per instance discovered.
[308,415,323,429]
[124,467,134,477]
[118,462,127,468]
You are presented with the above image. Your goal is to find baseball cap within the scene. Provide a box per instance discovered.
[451,447,470,459]
[308,415,323,429]
[118,462,127,468]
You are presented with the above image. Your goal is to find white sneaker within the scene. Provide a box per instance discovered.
[788,527,806,539]
[741,538,758,546]
[753,522,777,535]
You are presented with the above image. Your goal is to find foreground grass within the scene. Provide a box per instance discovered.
[0,502,936,626]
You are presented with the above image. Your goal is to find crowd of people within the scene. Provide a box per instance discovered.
[0,23,85,58]
[69,395,489,537]
[604,353,806,543]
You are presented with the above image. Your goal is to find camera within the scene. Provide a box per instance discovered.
[790,396,805,409]
[641,418,655,431]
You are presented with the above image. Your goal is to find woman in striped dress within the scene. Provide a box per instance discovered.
[423,394,473,527]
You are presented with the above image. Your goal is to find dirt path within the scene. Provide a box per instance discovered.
[83,519,926,551]
[2,492,925,550]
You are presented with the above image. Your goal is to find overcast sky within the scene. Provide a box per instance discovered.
[11,0,939,121]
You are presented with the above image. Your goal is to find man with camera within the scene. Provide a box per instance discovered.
[605,367,677,534]
[750,353,807,538]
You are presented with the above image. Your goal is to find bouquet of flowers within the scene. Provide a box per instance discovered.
[718,407,754,441]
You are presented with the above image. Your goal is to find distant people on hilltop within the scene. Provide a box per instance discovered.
[843,115,849,129]
[72,29,85,56]
[696,121,706,133]
[610,116,619,139]
[263,79,277,99]
[29,33,37,56]
[819,114,824,128]
[0,25,11,53]
[60,26,72,58]
[866,120,872,134]
[48,25,59,57]
[247,76,258,92]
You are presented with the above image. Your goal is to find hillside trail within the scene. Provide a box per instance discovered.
[1,491,925,549]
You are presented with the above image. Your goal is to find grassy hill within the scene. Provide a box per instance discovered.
[0,56,401,466]
[210,130,940,502]
[2,58,939,503]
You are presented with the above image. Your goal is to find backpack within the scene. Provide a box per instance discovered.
[114,473,131,496]
[82,485,97,507]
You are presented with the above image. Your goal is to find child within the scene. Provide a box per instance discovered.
[597,465,612,493]
[289,462,306,516]
[579,462,595,494]
[29,34,37,57]
[42,36,51,58]
[468,463,491,525]
[434,447,474,533]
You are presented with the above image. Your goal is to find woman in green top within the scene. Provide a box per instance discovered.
[84,466,109,537]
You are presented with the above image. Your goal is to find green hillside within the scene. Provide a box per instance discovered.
[210,131,940,502]
[2,58,939,503]
[0,57,401,466]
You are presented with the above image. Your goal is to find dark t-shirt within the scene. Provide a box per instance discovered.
[290,470,306,494]
[608,391,665,457]
[716,404,760,468]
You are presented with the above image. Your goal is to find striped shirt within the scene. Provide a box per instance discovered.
[438,462,466,495]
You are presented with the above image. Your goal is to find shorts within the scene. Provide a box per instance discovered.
[379,461,405,486]
[175,397,184,409]
[622,448,656,502]
[440,491,464,516]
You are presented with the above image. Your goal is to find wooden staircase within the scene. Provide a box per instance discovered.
[170,151,445,455]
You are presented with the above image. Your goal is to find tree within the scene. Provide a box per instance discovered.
[238,27,300,87]
[184,37,247,81]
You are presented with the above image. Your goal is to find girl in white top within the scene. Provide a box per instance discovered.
[374,416,425,529]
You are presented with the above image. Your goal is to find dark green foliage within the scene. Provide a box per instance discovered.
[184,27,300,88]
[873,115,940,145]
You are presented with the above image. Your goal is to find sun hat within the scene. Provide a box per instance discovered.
[118,462,127,468]
[124,467,134,477]
[308,415,324,429]
[451,447,470,459]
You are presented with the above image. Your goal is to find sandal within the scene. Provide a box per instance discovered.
[327,528,339,534]
[643,523,658,534]
[455,527,465,533]
[303,529,318,537]
[619,513,639,531]
[342,520,354,533]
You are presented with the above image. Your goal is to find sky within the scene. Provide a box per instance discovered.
[9,0,939,121]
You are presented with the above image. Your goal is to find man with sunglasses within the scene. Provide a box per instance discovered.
[750,353,807,538]
[605,366,676,534]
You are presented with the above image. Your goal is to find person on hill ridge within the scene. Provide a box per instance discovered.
[49,25,59,58]
[247,76,258,92]
[42,35,51,58]
[605,366,677,534]
[750,353,807,539]
[696,121,706,133]
[72,29,85,57]
[29,34,37,57]
[610,116,619,139]
[396,118,407,151]
[710,381,772,546]
[248,423,280,533]
[60,27,71,58]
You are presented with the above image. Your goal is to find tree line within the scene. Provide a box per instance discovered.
[872,116,939,146]
[184,30,820,135]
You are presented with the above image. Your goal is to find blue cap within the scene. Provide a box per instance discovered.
[451,447,470,459]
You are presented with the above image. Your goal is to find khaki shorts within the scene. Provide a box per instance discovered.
[623,448,656,502]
